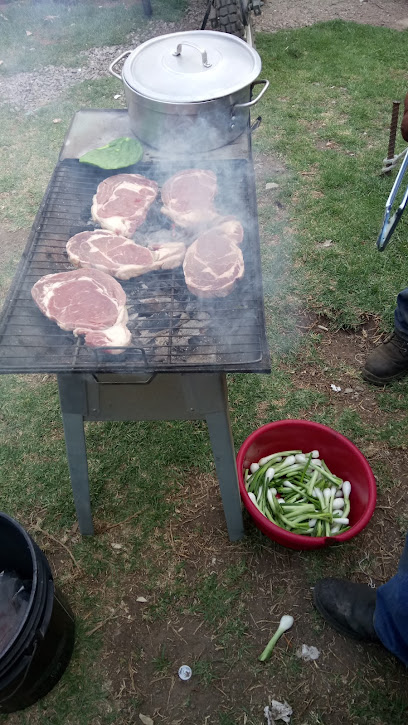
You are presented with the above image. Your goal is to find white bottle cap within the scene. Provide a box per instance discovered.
[178,665,192,681]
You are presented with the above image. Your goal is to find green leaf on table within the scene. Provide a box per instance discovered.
[79,137,143,169]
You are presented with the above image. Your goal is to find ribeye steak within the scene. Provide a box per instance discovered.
[92,173,158,237]
[147,240,186,271]
[209,216,244,245]
[183,228,244,298]
[31,268,131,351]
[161,169,218,229]
[66,230,185,280]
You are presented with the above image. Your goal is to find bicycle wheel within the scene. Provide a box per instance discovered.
[215,0,245,39]
[142,0,152,18]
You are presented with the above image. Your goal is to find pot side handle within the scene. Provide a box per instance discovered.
[234,79,269,109]
[109,50,132,80]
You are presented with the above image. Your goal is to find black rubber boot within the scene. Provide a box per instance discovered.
[362,331,408,385]
[313,578,379,642]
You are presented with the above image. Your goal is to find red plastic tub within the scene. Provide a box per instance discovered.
[236,420,377,551]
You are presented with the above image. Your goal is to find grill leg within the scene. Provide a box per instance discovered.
[204,376,244,542]
[58,373,94,536]
[60,412,94,536]
[62,413,94,536]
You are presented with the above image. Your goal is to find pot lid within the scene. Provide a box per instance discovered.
[122,30,262,103]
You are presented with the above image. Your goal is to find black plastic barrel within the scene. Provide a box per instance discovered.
[0,512,75,713]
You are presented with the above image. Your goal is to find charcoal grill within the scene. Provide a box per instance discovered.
[0,110,270,540]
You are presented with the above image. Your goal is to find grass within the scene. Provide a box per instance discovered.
[2,7,408,724]
[349,677,408,723]
[255,21,408,331]
[152,646,172,674]
[192,659,217,686]
[0,77,125,230]
[0,376,214,537]
[0,0,187,73]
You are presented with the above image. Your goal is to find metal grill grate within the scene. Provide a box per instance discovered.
[0,158,270,373]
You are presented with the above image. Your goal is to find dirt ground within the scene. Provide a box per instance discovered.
[43,313,408,724]
[258,0,408,32]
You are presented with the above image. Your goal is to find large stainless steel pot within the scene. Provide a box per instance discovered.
[109,30,269,152]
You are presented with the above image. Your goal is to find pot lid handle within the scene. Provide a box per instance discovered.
[172,41,212,68]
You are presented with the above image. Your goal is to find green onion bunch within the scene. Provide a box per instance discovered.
[244,450,352,537]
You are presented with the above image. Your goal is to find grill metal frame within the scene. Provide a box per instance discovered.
[0,110,270,542]
[0,157,270,374]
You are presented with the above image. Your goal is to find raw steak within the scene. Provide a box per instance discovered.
[161,169,219,229]
[147,240,186,270]
[209,216,244,245]
[183,228,245,298]
[66,230,185,280]
[91,173,158,237]
[31,268,131,352]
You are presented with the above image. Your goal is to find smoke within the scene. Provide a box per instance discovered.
[125,84,251,156]
[130,117,268,368]
[91,74,268,367]
[1,5,271,370]
[60,40,269,368]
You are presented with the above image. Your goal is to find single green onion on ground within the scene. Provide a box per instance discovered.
[259,615,294,662]
[244,450,351,537]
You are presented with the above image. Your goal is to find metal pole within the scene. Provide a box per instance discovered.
[59,412,94,536]
[384,101,401,175]
[205,375,245,541]
[58,374,94,536]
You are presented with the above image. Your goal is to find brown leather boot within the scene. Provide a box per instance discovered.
[362,331,408,385]
[313,578,379,642]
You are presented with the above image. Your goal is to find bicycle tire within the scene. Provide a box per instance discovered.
[216,0,245,38]
[142,0,152,18]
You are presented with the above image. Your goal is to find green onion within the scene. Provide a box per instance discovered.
[244,449,351,537]
[259,615,294,662]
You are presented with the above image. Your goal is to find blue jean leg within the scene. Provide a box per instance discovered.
[394,287,408,340]
[374,533,408,666]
